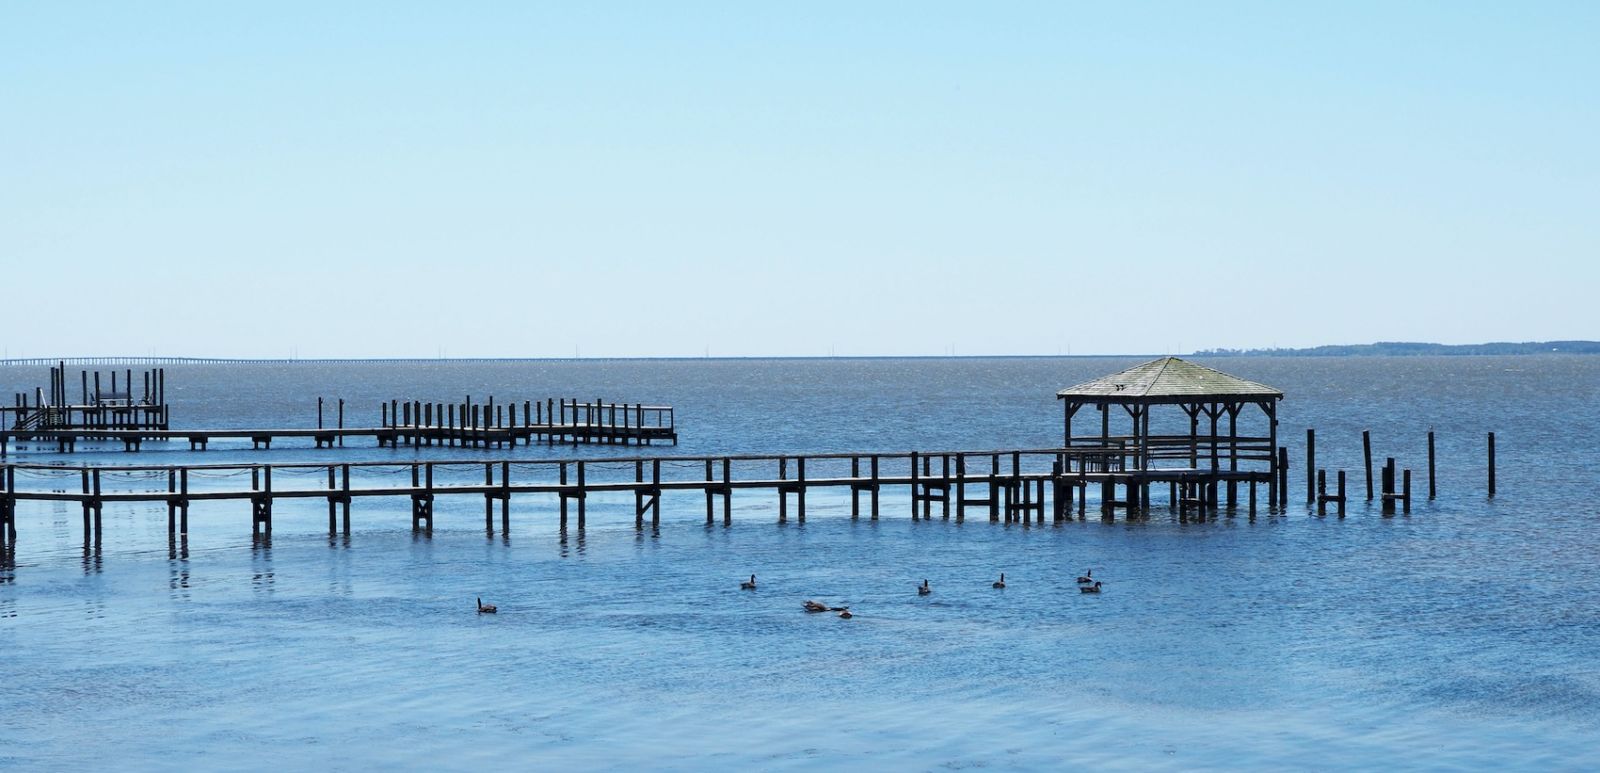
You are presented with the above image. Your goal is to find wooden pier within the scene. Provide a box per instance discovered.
[1,397,675,453]
[0,444,1279,550]
[0,358,1504,563]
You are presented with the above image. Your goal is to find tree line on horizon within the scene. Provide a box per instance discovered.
[1193,341,1600,357]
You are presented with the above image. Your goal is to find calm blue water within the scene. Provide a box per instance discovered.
[3,356,1599,770]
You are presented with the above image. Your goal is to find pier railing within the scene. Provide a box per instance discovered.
[380,396,676,446]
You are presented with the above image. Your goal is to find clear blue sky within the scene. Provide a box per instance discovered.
[4,2,1596,358]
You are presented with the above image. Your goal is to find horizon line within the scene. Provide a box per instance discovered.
[2,340,1596,367]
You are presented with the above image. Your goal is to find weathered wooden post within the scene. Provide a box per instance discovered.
[955,453,966,522]
[91,468,103,538]
[167,468,179,537]
[501,461,511,533]
[1487,432,1496,498]
[1363,430,1374,501]
[1277,447,1289,509]
[328,465,338,534]
[870,455,880,520]
[635,461,646,530]
[484,463,495,534]
[1052,460,1065,522]
[652,459,663,529]
[704,459,715,525]
[1337,470,1346,517]
[796,456,806,523]
[1381,458,1396,515]
[910,451,920,521]
[941,454,951,520]
[851,456,861,519]
[576,461,587,530]
[1427,430,1436,500]
[559,462,569,529]
[991,453,1003,522]
[778,456,788,523]
[342,463,352,534]
[722,458,732,525]
[1305,429,1315,504]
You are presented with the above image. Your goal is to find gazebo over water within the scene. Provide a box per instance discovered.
[1057,357,1283,512]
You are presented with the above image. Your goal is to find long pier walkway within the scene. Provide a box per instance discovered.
[0,444,1278,552]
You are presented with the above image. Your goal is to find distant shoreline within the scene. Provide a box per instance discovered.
[2,342,1596,366]
[1193,341,1600,357]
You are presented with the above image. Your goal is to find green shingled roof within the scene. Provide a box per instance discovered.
[1056,357,1283,403]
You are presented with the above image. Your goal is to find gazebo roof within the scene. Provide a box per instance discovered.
[1056,357,1283,404]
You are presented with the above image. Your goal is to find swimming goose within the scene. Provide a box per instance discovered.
[992,573,1006,589]
[803,600,830,613]
[477,597,498,613]
[838,609,853,619]
[1077,569,1093,584]
[740,574,757,590]
[918,579,931,596]
[1080,581,1103,594]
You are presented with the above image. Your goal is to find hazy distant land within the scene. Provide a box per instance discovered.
[4,341,1600,366]
[1194,341,1600,357]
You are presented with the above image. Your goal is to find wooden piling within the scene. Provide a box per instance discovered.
[1488,432,1496,498]
[870,455,880,519]
[1277,447,1289,509]
[559,462,568,529]
[1305,428,1315,504]
[342,463,351,534]
[1363,430,1374,501]
[910,451,920,521]
[955,454,967,522]
[1381,457,1396,515]
[797,456,806,523]
[851,457,861,519]
[1427,430,1436,500]
[778,457,788,523]
[705,459,715,526]
[328,466,338,534]
[576,461,586,529]
[484,462,495,534]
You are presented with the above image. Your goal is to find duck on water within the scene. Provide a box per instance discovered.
[803,600,849,614]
